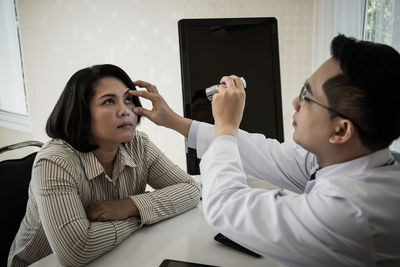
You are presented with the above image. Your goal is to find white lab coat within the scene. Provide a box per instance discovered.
[189,121,400,267]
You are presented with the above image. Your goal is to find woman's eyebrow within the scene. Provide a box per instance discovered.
[99,93,116,99]
[99,89,130,99]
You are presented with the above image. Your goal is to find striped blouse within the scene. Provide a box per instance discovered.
[8,131,200,267]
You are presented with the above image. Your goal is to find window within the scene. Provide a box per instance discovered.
[364,0,400,51]
[0,0,30,131]
[364,0,400,151]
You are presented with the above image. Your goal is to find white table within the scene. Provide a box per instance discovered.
[31,204,286,267]
[30,175,287,267]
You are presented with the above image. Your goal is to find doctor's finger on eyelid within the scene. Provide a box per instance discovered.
[133,80,159,93]
[129,90,157,102]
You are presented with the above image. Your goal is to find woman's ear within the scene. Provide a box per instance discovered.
[329,119,355,144]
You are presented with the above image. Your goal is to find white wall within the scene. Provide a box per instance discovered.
[7,0,315,169]
[0,126,36,161]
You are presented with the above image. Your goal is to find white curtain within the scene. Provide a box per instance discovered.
[312,0,366,71]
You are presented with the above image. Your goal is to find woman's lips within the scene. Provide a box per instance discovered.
[117,123,133,128]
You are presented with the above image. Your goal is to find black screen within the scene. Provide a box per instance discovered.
[178,18,283,174]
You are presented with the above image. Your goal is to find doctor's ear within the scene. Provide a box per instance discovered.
[328,119,356,144]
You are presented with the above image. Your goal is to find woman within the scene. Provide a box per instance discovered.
[8,64,200,267]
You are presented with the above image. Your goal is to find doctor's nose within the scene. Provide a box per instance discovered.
[292,96,300,112]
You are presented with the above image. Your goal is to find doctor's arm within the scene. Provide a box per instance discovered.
[195,76,313,192]
[130,80,192,137]
[130,78,313,192]
[199,140,372,266]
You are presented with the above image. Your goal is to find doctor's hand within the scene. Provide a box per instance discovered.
[212,75,246,137]
[130,80,192,137]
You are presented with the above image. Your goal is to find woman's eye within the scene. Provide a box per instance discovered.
[125,96,133,103]
[103,99,114,105]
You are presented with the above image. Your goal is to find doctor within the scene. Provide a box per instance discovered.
[130,34,400,266]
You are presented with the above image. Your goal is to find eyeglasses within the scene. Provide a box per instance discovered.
[299,83,366,136]
[299,84,345,117]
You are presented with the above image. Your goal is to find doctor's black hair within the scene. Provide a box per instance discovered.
[322,34,400,151]
[46,64,142,152]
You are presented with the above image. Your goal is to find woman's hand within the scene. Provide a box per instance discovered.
[212,75,246,137]
[86,198,139,222]
[130,80,192,137]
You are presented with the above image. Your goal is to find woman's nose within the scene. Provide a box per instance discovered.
[118,102,131,117]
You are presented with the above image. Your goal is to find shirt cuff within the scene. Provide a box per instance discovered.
[111,217,141,244]
[213,134,238,144]
[187,120,200,149]
[129,194,154,226]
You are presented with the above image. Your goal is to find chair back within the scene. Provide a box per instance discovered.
[0,141,42,266]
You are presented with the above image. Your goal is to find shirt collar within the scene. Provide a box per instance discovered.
[117,143,137,169]
[78,152,104,180]
[316,147,394,178]
[78,144,137,181]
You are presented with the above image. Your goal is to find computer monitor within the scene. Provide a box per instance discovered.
[178,17,284,174]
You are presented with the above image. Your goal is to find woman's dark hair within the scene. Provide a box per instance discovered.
[323,34,400,151]
[46,64,142,152]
